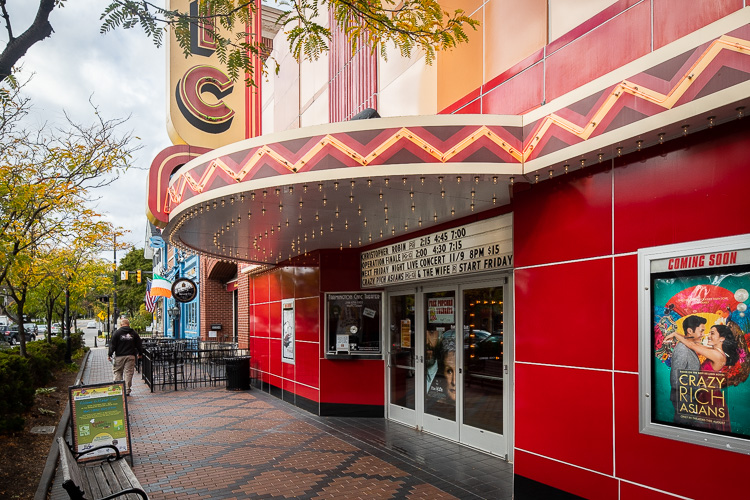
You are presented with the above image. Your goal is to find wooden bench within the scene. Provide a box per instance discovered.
[57,437,149,500]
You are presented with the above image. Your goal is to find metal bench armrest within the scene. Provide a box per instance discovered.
[99,487,149,500]
[74,444,122,462]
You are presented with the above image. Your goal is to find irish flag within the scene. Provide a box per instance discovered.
[150,274,172,298]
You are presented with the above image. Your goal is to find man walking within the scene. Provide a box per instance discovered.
[108,318,144,396]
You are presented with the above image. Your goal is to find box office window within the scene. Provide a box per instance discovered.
[325,292,383,357]
[639,234,750,454]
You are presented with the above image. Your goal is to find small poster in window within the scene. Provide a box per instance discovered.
[282,299,295,364]
[401,319,412,348]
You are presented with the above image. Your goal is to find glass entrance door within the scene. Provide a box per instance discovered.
[386,278,510,457]
[460,284,507,454]
[387,293,416,425]
[422,288,459,440]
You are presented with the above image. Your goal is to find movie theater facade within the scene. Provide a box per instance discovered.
[149,1,750,498]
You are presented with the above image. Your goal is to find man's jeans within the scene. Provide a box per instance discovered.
[113,355,136,394]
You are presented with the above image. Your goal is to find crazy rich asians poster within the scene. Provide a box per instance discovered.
[651,249,750,438]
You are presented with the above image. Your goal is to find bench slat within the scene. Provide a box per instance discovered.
[84,466,107,498]
[102,461,131,494]
[111,460,144,500]
[59,437,91,500]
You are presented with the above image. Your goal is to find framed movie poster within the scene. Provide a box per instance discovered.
[639,234,750,454]
[282,299,295,364]
[325,292,383,357]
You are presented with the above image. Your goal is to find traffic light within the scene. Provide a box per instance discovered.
[137,270,142,283]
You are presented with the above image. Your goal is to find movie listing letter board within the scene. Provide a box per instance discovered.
[639,234,750,454]
[326,292,382,356]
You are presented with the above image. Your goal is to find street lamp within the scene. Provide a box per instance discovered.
[168,305,180,339]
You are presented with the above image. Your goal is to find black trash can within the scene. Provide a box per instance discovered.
[225,356,251,391]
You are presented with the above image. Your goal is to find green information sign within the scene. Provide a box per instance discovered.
[69,381,132,461]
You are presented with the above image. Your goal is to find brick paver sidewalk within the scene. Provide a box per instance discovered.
[50,347,512,499]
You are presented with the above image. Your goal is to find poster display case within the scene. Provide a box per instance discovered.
[68,381,133,461]
[639,234,750,454]
[325,292,383,359]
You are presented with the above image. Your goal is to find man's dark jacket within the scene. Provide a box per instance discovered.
[108,326,144,357]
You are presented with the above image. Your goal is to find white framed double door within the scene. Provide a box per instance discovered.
[386,276,511,457]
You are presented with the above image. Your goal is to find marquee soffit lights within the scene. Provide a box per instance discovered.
[163,32,750,266]
[170,94,746,266]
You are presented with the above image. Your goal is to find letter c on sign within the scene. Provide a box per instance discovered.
[176,65,235,133]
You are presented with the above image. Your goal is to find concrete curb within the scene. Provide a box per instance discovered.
[33,349,91,500]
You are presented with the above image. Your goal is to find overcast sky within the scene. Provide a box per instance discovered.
[4,1,289,264]
[10,0,171,260]
[5,1,173,261]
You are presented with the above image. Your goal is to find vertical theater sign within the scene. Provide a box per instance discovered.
[148,0,267,228]
[167,0,262,147]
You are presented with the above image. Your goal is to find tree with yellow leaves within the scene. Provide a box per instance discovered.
[0,86,137,356]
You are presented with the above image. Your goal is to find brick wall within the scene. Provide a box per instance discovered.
[199,257,234,342]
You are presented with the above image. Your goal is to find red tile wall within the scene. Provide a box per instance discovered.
[514,450,618,500]
[246,251,384,408]
[545,1,651,102]
[613,126,750,253]
[512,164,613,268]
[237,274,250,349]
[513,122,750,497]
[482,62,544,116]
[653,0,743,50]
[443,0,744,127]
[515,259,613,370]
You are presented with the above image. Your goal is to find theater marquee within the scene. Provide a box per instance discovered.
[361,214,513,288]
[639,234,750,454]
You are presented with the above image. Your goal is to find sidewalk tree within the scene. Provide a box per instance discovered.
[116,247,153,319]
[1,1,478,85]
[0,89,135,356]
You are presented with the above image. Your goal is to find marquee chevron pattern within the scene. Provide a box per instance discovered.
[523,35,750,158]
[166,33,750,211]
[165,124,522,211]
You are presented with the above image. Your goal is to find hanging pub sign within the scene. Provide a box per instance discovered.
[326,292,382,357]
[639,234,750,454]
[172,278,197,303]
[360,214,513,288]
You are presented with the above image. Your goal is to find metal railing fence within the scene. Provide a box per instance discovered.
[139,339,248,392]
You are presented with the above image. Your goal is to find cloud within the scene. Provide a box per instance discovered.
[6,1,172,252]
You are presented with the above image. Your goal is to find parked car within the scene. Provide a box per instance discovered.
[37,324,48,335]
[51,323,61,335]
[2,324,36,344]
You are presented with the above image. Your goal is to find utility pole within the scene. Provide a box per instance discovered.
[113,234,118,335]
[64,279,71,363]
